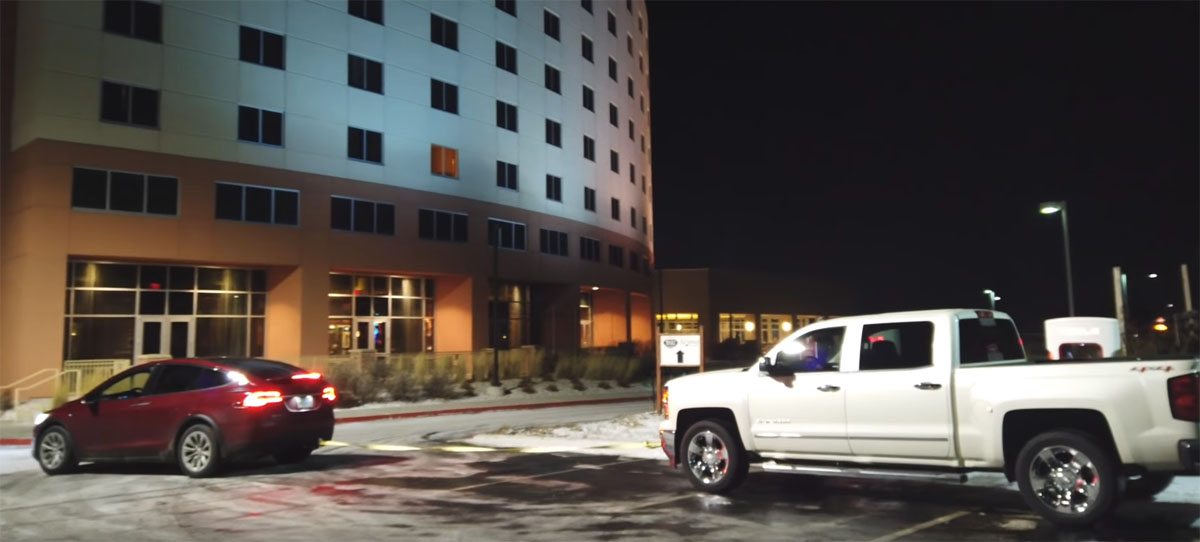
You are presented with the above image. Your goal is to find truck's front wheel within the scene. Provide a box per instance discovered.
[1015,430,1119,527]
[681,420,748,494]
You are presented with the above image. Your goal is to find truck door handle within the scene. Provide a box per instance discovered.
[817,385,840,392]
[914,383,942,390]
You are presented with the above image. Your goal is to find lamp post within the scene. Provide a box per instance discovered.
[1040,201,1076,316]
[490,222,502,389]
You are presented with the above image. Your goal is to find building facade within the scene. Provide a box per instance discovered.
[0,0,654,391]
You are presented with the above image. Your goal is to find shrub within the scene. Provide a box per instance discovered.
[598,381,612,390]
[387,371,421,402]
[519,376,537,394]
[328,362,364,407]
[570,377,587,391]
[459,380,477,397]
[544,383,559,392]
[423,370,458,400]
[0,389,11,412]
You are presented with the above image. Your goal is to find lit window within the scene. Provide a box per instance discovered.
[431,145,459,178]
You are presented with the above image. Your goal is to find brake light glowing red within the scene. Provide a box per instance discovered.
[292,372,322,380]
[243,391,283,407]
[1167,374,1198,422]
[322,386,337,402]
[661,387,669,419]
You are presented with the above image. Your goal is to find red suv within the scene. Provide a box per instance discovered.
[32,358,336,477]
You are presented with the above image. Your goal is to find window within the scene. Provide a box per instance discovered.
[239,26,285,69]
[629,163,635,183]
[495,0,516,16]
[583,136,595,161]
[581,0,593,14]
[487,218,526,250]
[638,15,644,33]
[630,207,637,227]
[544,65,561,94]
[496,100,518,132]
[775,327,845,373]
[959,317,1025,364]
[610,197,620,220]
[543,9,560,40]
[496,41,517,74]
[214,182,299,225]
[641,134,646,152]
[540,229,569,256]
[627,0,633,13]
[859,322,935,371]
[608,245,623,267]
[101,81,158,128]
[348,55,383,94]
[348,0,383,24]
[610,150,619,173]
[642,215,647,232]
[418,209,468,242]
[607,10,616,35]
[347,127,382,164]
[583,187,596,211]
[496,161,518,190]
[72,167,177,216]
[431,145,459,178]
[609,103,618,127]
[154,365,230,394]
[628,120,635,140]
[642,174,646,192]
[581,35,594,62]
[608,57,617,81]
[627,76,634,97]
[328,273,435,355]
[431,14,458,50]
[103,0,161,42]
[331,196,394,235]
[545,174,562,201]
[582,85,595,112]
[627,34,633,55]
[580,237,601,261]
[639,54,644,73]
[545,119,562,147]
[640,93,645,112]
[237,106,283,146]
[431,79,458,114]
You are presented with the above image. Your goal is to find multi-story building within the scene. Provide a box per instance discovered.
[0,0,654,391]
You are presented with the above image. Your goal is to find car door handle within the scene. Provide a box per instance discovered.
[817,385,840,392]
[914,382,942,390]
[131,401,152,407]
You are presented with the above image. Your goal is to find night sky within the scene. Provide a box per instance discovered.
[645,1,1199,334]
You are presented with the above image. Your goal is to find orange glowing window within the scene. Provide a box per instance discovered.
[431,144,459,178]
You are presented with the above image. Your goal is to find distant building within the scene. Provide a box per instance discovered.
[655,268,858,361]
[0,1,654,390]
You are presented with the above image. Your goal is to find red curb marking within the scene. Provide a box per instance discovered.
[335,395,652,425]
[1,438,31,446]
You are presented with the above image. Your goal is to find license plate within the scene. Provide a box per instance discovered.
[286,394,316,411]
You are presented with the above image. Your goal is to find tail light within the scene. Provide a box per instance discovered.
[661,387,669,419]
[1167,373,1198,422]
[322,386,337,402]
[242,391,283,408]
[292,372,322,380]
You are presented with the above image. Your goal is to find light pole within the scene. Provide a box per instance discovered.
[1040,201,1075,316]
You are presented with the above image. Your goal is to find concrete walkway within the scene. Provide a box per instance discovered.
[1,383,654,445]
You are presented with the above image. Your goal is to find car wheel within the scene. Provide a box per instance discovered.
[681,420,748,494]
[273,446,314,465]
[36,426,78,475]
[1015,430,1119,527]
[177,424,221,478]
[1123,473,1174,500]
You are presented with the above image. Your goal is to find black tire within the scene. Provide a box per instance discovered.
[1123,473,1174,500]
[177,424,221,478]
[680,420,749,494]
[273,446,314,465]
[1015,430,1119,527]
[35,425,78,475]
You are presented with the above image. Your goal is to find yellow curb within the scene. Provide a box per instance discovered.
[320,440,351,447]
[437,445,498,453]
[365,444,423,452]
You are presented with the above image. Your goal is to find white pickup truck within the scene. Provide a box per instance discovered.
[658,309,1198,526]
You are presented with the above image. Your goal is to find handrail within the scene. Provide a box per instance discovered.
[12,370,68,409]
[0,368,59,391]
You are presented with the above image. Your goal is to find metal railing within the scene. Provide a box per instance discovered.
[3,360,132,410]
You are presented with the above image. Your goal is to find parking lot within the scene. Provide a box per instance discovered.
[2,404,1197,541]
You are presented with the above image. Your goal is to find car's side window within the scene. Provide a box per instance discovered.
[190,367,231,390]
[775,327,844,373]
[859,321,934,371]
[98,370,153,400]
[152,365,230,395]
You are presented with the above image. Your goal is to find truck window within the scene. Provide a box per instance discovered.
[959,317,1025,364]
[859,322,933,370]
[775,327,844,373]
[1059,343,1103,360]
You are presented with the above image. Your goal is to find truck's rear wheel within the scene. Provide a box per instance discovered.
[681,420,748,494]
[1123,473,1174,500]
[1015,430,1119,527]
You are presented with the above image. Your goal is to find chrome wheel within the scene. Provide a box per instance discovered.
[38,431,67,470]
[686,430,729,485]
[1027,444,1100,514]
[181,430,213,473]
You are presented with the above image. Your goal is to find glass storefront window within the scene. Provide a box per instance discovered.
[718,313,754,343]
[329,319,352,355]
[195,317,248,357]
[328,273,435,355]
[67,317,135,359]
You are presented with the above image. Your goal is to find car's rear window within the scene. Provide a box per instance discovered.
[219,359,298,379]
[959,317,1025,364]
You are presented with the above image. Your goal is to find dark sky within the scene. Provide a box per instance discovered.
[646,1,1199,333]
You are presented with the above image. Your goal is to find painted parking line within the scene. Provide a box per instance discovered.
[869,510,972,542]
[320,439,660,455]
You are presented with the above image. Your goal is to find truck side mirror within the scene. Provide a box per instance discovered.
[759,356,793,377]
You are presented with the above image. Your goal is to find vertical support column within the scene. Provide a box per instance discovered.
[265,264,328,370]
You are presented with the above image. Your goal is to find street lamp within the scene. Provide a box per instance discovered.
[1040,201,1075,316]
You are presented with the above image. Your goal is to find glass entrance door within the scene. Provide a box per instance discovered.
[356,319,387,353]
[137,316,193,359]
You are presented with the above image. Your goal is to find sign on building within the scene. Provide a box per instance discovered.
[659,333,702,367]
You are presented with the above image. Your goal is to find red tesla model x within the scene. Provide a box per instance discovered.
[32,358,336,477]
